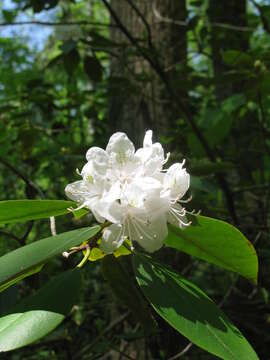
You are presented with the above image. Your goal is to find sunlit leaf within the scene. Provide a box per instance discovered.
[0,226,100,292]
[0,200,76,224]
[165,216,258,283]
[133,255,259,360]
[0,269,81,352]
[0,311,64,352]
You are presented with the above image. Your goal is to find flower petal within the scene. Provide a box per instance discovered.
[65,180,106,222]
[143,130,153,148]
[100,224,126,254]
[86,146,108,164]
[106,132,134,154]
[94,200,124,224]
[164,162,190,200]
[84,147,109,178]
[126,215,168,253]
[65,180,93,203]
[135,140,165,176]
[106,132,135,166]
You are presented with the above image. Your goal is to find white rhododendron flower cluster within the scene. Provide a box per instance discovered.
[65,130,190,253]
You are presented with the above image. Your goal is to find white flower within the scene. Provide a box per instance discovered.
[135,130,168,176]
[163,161,191,229]
[100,224,127,254]
[65,130,191,254]
[164,162,190,201]
[65,180,106,223]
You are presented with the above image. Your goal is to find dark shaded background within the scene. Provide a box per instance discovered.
[0,0,270,359]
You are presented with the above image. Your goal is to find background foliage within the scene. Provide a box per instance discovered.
[0,0,269,358]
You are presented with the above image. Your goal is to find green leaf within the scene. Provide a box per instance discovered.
[133,255,259,360]
[2,9,17,22]
[0,226,100,292]
[102,256,157,333]
[222,94,246,113]
[165,216,258,283]
[83,56,103,82]
[0,270,81,352]
[0,265,44,293]
[0,311,64,352]
[12,269,81,315]
[0,200,76,225]
[222,50,253,68]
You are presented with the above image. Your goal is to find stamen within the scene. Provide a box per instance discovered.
[186,209,201,216]
[179,219,192,227]
[171,206,186,217]
[162,152,171,165]
[179,195,192,203]
[169,207,191,228]
[67,202,87,212]
[169,208,184,224]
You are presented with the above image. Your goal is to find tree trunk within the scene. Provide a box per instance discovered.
[108,0,187,148]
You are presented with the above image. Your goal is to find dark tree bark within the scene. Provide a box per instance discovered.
[108,0,187,148]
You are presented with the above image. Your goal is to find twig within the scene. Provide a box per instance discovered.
[110,344,136,360]
[50,216,57,236]
[125,0,153,48]
[249,0,270,34]
[218,275,239,309]
[0,20,114,28]
[168,342,193,360]
[152,4,255,32]
[0,156,58,237]
[153,4,253,32]
[74,311,130,359]
[152,5,187,26]
[0,155,44,198]
[212,22,253,32]
[0,230,20,241]
[20,221,34,244]
[233,183,270,194]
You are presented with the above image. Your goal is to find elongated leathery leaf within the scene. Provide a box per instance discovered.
[0,270,81,352]
[102,256,157,333]
[165,215,258,283]
[0,311,64,352]
[0,226,100,292]
[133,254,259,360]
[12,269,81,315]
[0,200,81,225]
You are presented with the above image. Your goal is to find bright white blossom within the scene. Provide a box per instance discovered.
[65,130,191,253]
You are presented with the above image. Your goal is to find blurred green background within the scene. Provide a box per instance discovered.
[0,0,270,358]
